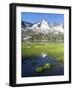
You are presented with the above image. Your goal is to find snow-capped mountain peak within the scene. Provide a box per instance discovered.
[30,19,53,34]
[40,19,50,29]
[32,19,50,29]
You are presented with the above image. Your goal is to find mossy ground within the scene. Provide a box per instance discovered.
[22,42,64,62]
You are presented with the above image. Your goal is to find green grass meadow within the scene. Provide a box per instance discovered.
[22,42,64,62]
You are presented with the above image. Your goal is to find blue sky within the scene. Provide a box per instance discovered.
[21,12,64,24]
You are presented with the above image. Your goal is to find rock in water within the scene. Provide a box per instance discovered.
[35,66,44,73]
[43,63,53,69]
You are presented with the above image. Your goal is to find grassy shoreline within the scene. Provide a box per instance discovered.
[22,42,64,62]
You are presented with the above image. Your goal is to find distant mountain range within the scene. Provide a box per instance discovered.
[21,19,64,41]
[22,21,33,28]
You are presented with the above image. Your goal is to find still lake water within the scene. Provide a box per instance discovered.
[22,55,64,77]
